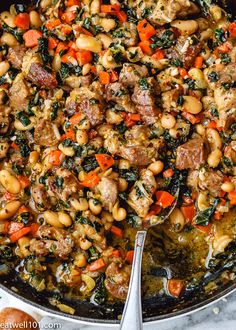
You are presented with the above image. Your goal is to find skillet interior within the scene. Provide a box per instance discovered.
[0,0,235,324]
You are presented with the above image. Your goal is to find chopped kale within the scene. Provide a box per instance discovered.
[116,122,127,134]
[177,95,184,106]
[126,213,140,228]
[16,111,31,127]
[0,246,14,260]
[171,59,183,67]
[195,199,220,226]
[51,102,60,120]
[12,164,23,175]
[120,168,139,182]
[83,17,92,31]
[2,23,23,43]
[150,30,176,50]
[82,156,99,172]
[215,28,227,43]
[126,6,138,23]
[138,78,151,90]
[38,38,52,64]
[141,7,151,18]
[220,53,231,64]
[54,176,64,188]
[208,71,219,82]
[20,212,31,225]
[184,78,195,90]
[57,63,70,82]
[135,185,144,198]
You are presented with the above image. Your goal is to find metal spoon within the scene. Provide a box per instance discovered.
[120,187,180,330]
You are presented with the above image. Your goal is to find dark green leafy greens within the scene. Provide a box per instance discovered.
[195,199,220,226]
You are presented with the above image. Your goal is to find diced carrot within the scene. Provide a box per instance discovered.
[137,19,156,41]
[61,25,73,35]
[86,258,106,272]
[18,176,30,189]
[10,227,31,242]
[138,40,153,55]
[195,56,203,69]
[125,250,134,264]
[110,69,119,82]
[214,211,223,220]
[48,37,59,49]
[163,168,174,178]
[55,42,68,54]
[81,171,100,187]
[207,121,217,129]
[95,154,115,171]
[217,42,231,53]
[229,22,236,37]
[66,0,80,6]
[18,205,29,214]
[11,142,19,150]
[14,13,30,30]
[60,129,76,141]
[61,11,76,23]
[179,68,188,78]
[74,25,93,36]
[195,223,212,233]
[110,225,123,238]
[124,113,141,127]
[69,113,82,125]
[181,204,196,223]
[30,223,40,237]
[145,204,162,219]
[155,191,175,208]
[181,112,201,125]
[48,150,63,166]
[46,19,61,31]
[68,41,77,50]
[99,71,110,85]
[61,49,77,63]
[76,50,93,66]
[23,30,43,48]
[90,65,97,74]
[167,279,184,298]
[101,4,121,13]
[115,11,127,23]
[228,191,236,205]
[110,249,121,258]
[8,222,24,235]
[153,49,165,60]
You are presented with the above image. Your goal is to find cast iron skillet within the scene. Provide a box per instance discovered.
[0,0,236,325]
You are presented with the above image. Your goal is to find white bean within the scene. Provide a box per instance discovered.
[58,212,72,227]
[90,0,101,14]
[161,113,176,129]
[207,149,222,168]
[100,18,116,32]
[221,182,235,193]
[44,210,64,228]
[0,11,16,28]
[76,34,102,53]
[76,130,88,145]
[0,170,21,194]
[29,11,43,28]
[183,96,202,114]
[171,20,198,35]
[169,208,185,232]
[148,161,164,175]
[206,128,222,150]
[1,33,18,47]
[0,61,10,76]
[0,201,21,220]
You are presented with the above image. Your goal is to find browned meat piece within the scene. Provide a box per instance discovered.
[124,125,149,141]
[9,74,29,111]
[7,45,26,69]
[224,142,236,164]
[205,63,236,89]
[119,145,156,166]
[30,225,74,259]
[105,262,131,300]
[105,82,135,113]
[132,77,161,124]
[176,136,207,170]
[166,37,202,69]
[198,170,224,197]
[214,88,236,130]
[128,169,157,217]
[0,138,9,159]
[27,63,58,88]
[97,178,118,211]
[31,184,50,211]
[136,0,198,26]
[80,99,104,126]
[34,120,60,146]
[119,63,148,87]
[49,168,81,201]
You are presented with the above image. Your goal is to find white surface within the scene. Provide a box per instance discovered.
[0,288,236,329]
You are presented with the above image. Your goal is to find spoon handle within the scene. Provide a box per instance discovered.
[120,230,147,330]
